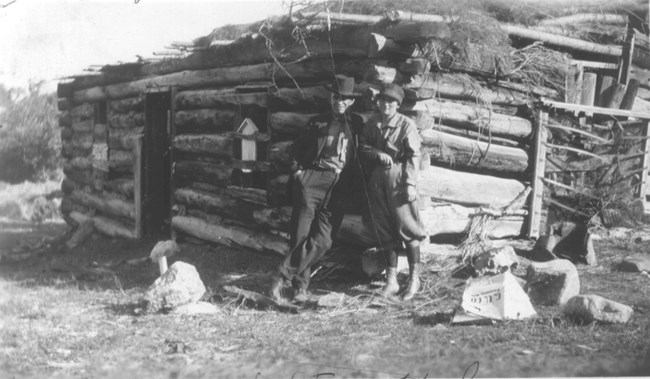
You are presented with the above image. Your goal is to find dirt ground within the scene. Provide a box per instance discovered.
[1,218,650,378]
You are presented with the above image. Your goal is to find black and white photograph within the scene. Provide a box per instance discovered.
[1,0,649,377]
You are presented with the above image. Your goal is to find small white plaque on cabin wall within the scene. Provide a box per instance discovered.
[237,118,259,164]
[92,143,109,172]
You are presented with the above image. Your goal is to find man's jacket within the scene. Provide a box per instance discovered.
[288,112,365,206]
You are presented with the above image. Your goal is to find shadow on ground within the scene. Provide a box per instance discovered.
[0,220,377,309]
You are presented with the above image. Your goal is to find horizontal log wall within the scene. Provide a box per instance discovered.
[172,215,287,255]
[264,71,530,242]
[105,95,144,209]
[401,98,533,140]
[60,95,140,238]
[420,129,530,175]
[170,84,278,252]
[70,211,137,239]
[252,53,533,244]
[61,99,98,221]
[59,21,544,249]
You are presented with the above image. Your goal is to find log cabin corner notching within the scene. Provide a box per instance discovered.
[57,7,650,255]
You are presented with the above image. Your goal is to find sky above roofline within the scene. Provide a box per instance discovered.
[0,0,290,92]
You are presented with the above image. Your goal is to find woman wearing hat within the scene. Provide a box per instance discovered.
[269,74,364,302]
[359,83,426,301]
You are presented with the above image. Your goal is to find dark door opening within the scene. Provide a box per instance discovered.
[144,90,172,237]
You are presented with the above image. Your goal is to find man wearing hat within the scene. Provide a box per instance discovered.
[359,83,426,301]
[269,74,364,302]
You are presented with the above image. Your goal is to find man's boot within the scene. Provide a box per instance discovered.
[268,275,284,302]
[401,263,421,301]
[292,287,310,303]
[379,267,400,296]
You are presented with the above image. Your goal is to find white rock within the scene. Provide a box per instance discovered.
[563,294,633,324]
[317,292,346,308]
[143,261,206,313]
[171,301,220,315]
[526,259,580,306]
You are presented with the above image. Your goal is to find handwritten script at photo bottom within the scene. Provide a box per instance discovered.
[252,360,480,378]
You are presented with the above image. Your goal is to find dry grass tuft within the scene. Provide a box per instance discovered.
[457,213,494,264]
[508,42,570,96]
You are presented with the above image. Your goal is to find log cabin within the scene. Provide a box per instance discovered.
[57,1,650,257]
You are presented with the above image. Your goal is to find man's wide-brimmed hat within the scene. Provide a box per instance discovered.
[324,74,362,98]
[378,83,405,105]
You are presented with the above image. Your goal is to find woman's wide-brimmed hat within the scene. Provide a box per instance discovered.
[378,83,405,105]
[324,74,362,98]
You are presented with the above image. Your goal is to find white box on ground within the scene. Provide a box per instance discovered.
[461,271,537,321]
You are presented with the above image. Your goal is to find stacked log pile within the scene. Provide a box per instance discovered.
[57,0,650,255]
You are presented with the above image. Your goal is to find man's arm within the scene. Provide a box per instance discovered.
[358,117,383,161]
[288,119,313,173]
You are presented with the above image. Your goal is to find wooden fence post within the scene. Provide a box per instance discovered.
[528,109,548,238]
[134,135,144,238]
[640,120,650,214]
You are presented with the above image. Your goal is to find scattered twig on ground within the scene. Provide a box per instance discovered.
[223,285,300,313]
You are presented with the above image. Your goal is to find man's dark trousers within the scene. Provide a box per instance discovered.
[279,168,345,290]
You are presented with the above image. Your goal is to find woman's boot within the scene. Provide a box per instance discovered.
[402,242,421,301]
[268,274,284,302]
[401,263,421,301]
[380,267,400,296]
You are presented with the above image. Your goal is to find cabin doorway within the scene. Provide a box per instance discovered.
[143,89,173,237]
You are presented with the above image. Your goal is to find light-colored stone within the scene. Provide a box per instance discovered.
[316,292,346,308]
[431,324,448,331]
[171,301,220,315]
[563,294,633,324]
[143,261,206,313]
[618,257,650,273]
[526,259,580,306]
[473,246,519,276]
